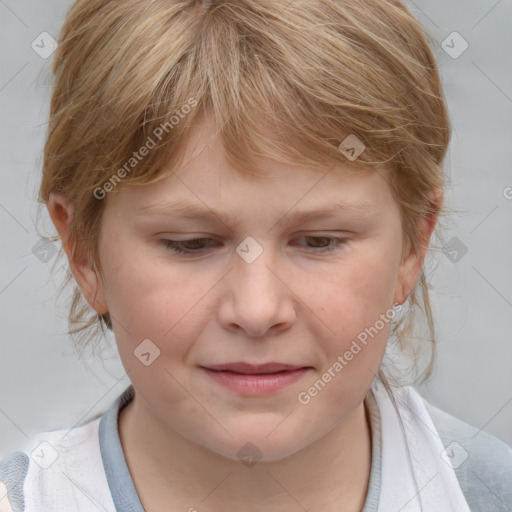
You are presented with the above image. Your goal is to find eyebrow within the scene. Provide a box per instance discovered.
[135,199,375,228]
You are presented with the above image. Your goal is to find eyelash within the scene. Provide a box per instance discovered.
[162,236,347,255]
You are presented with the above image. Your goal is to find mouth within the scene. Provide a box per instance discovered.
[201,362,310,375]
[199,362,312,395]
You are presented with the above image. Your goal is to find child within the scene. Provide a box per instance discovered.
[1,0,511,510]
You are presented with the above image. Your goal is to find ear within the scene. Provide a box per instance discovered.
[393,188,443,305]
[47,193,108,315]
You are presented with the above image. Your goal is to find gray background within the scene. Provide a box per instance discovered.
[0,0,511,458]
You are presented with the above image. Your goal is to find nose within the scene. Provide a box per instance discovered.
[217,241,297,338]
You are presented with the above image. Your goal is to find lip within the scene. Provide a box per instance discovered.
[202,362,307,374]
[199,364,311,396]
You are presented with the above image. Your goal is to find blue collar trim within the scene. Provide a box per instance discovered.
[98,384,144,511]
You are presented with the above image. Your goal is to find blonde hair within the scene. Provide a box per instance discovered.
[38,0,451,384]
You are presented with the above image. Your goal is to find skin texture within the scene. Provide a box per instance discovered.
[48,114,439,511]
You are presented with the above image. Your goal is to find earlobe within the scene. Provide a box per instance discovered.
[47,193,109,315]
[393,235,423,306]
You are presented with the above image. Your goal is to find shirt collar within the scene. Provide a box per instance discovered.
[98,384,144,511]
[98,383,382,511]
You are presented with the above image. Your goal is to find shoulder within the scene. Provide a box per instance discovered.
[0,451,29,512]
[422,397,512,512]
[0,416,108,512]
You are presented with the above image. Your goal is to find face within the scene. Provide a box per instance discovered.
[51,116,431,463]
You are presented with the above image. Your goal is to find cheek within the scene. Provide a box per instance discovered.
[102,254,218,401]
[296,258,395,424]
[100,246,215,356]
[316,246,398,328]
[304,244,399,377]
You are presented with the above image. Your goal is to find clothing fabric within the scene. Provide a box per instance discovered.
[372,379,470,511]
[1,378,511,511]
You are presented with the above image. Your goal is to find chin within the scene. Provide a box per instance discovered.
[201,427,310,465]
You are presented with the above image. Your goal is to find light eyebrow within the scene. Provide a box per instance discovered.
[135,199,375,228]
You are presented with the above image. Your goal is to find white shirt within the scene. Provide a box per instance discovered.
[1,378,511,511]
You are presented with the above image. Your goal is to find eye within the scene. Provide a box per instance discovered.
[296,235,346,253]
[161,235,347,257]
[162,238,217,255]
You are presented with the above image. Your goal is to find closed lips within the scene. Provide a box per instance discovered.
[201,362,310,375]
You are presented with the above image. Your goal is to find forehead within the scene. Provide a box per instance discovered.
[111,169,394,235]
[108,113,395,221]
[164,112,379,186]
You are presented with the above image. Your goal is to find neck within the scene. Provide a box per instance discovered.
[118,393,372,512]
